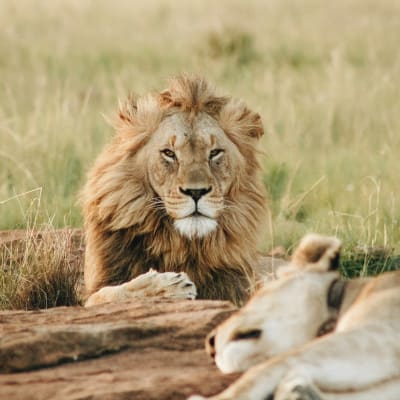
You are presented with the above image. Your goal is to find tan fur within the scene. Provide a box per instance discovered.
[81,75,268,306]
[191,234,400,399]
[84,269,196,307]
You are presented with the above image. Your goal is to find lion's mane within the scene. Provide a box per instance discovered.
[81,75,267,305]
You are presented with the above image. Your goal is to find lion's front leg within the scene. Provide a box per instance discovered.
[85,269,197,306]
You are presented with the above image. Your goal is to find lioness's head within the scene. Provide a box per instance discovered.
[105,75,265,239]
[206,234,343,373]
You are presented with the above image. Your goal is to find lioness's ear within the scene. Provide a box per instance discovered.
[291,234,341,272]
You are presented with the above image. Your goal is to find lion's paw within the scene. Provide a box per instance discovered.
[125,269,197,300]
[275,374,323,400]
[85,269,197,306]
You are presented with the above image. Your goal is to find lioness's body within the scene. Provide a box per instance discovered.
[191,235,400,399]
[81,76,272,306]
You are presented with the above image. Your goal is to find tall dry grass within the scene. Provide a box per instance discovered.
[0,0,399,295]
[0,227,82,309]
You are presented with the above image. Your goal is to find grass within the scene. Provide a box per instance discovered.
[0,0,399,308]
[0,227,82,309]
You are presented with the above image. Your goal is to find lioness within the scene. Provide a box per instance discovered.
[190,234,400,399]
[81,75,281,306]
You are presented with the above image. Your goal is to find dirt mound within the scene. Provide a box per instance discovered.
[0,298,237,399]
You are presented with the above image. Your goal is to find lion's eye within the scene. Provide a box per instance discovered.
[161,149,176,160]
[209,149,224,160]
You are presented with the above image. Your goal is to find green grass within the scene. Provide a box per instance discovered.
[1,0,399,279]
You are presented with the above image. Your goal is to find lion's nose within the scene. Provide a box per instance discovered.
[179,187,212,202]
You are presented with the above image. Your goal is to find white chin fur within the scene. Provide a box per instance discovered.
[174,216,217,239]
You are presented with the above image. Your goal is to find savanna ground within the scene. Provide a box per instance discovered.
[0,0,399,309]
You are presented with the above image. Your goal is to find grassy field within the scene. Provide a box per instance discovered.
[1,0,400,289]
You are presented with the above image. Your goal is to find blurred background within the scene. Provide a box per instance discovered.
[1,0,399,264]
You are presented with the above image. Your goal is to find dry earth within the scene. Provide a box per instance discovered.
[0,298,238,400]
[0,230,239,399]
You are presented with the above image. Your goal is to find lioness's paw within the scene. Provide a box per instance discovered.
[275,375,323,400]
[124,269,197,300]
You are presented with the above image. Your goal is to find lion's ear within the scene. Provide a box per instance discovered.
[159,90,175,108]
[291,234,342,273]
[219,101,264,142]
[242,109,264,139]
[232,106,264,139]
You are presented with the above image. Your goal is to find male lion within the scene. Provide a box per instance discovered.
[82,75,277,306]
[189,234,400,400]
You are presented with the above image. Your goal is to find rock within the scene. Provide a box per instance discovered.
[0,299,239,399]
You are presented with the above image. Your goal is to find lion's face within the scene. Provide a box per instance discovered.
[206,234,342,373]
[82,75,267,302]
[144,112,243,239]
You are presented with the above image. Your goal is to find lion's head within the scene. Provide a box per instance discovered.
[82,75,267,304]
[206,234,343,373]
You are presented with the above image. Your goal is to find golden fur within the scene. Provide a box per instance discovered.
[81,75,267,305]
